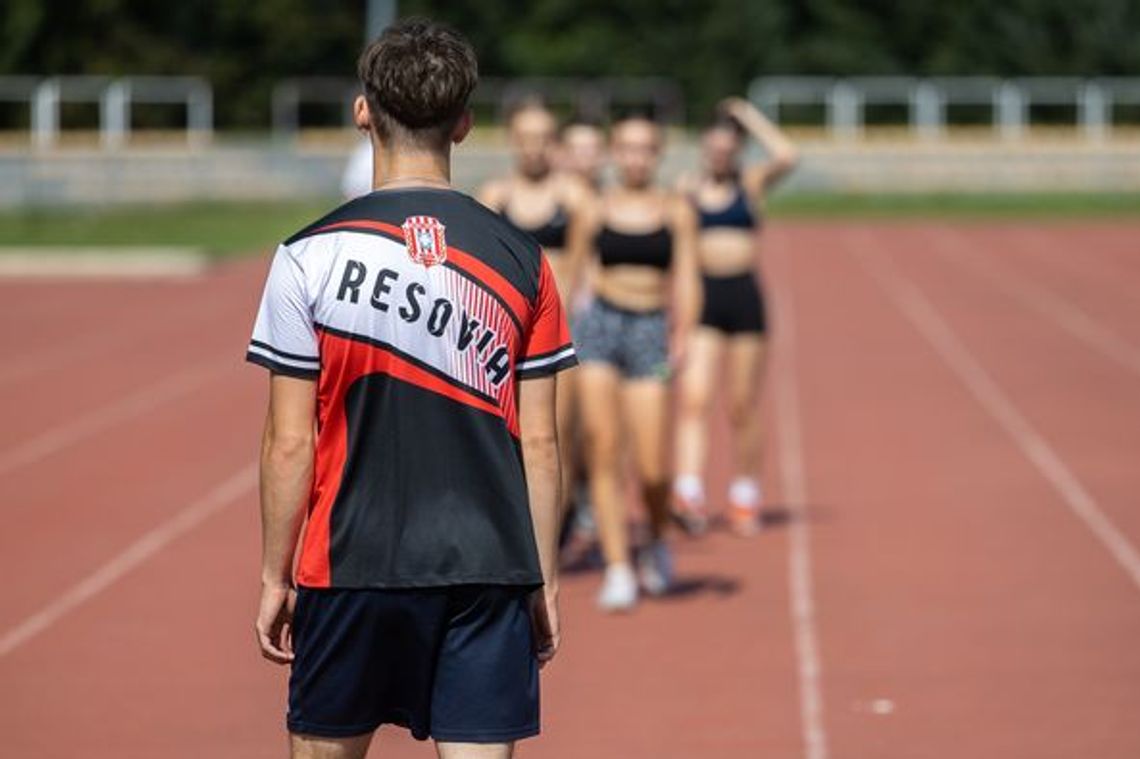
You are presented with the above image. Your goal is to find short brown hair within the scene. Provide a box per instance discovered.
[357,18,478,149]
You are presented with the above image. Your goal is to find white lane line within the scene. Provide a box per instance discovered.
[770,235,830,759]
[0,463,257,657]
[0,361,230,478]
[924,225,1140,378]
[853,235,1140,593]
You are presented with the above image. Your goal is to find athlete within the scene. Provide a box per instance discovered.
[551,116,606,557]
[248,20,576,759]
[568,115,700,611]
[673,96,799,537]
[558,116,607,191]
[478,103,592,525]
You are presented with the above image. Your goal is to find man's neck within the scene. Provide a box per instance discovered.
[372,140,452,190]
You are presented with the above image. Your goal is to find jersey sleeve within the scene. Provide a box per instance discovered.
[245,244,320,379]
[517,254,578,380]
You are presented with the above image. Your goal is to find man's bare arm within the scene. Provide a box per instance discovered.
[518,375,562,666]
[255,373,317,664]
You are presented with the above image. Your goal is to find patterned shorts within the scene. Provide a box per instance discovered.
[573,297,669,380]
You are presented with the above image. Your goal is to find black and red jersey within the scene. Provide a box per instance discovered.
[246,188,576,589]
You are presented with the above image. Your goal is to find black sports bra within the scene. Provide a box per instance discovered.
[506,204,569,250]
[695,184,760,230]
[596,225,672,270]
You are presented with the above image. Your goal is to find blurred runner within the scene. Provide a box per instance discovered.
[555,115,607,558]
[569,115,700,611]
[478,102,593,537]
[673,96,799,536]
[558,116,607,191]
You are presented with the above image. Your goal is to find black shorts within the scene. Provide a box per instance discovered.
[699,273,767,335]
[287,585,539,743]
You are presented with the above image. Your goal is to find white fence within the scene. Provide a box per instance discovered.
[270,75,685,136]
[1,75,213,150]
[5,74,1140,149]
[748,76,1140,141]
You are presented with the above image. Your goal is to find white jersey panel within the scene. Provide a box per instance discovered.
[247,244,321,376]
[294,230,517,400]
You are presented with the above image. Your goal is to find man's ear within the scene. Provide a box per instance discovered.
[353,95,372,135]
[451,109,474,145]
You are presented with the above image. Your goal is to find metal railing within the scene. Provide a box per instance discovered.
[0,75,213,149]
[6,73,1140,149]
[271,77,361,135]
[747,75,1140,141]
[479,75,685,124]
[269,75,685,137]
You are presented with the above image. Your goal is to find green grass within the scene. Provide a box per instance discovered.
[767,191,1140,218]
[0,193,1136,257]
[0,200,338,257]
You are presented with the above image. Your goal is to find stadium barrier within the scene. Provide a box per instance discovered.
[5,74,1140,149]
[4,138,1140,208]
[270,75,685,137]
[2,75,1139,206]
[0,75,213,150]
[748,75,1140,142]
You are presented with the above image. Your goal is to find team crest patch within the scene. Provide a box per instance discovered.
[402,215,448,267]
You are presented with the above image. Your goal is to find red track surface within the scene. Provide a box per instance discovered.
[3,221,1139,758]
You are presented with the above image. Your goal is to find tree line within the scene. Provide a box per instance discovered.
[2,0,1137,129]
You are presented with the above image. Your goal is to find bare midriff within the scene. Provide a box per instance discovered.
[594,265,669,312]
[697,228,758,277]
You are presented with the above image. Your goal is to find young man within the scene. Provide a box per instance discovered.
[246,19,575,759]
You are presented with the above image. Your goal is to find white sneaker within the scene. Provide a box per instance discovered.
[637,540,674,597]
[596,563,638,612]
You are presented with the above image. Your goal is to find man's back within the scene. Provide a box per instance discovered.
[248,188,575,589]
[250,21,569,756]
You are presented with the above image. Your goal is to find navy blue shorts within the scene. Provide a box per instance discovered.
[287,585,540,743]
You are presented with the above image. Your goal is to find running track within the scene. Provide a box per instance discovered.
[2,220,1139,757]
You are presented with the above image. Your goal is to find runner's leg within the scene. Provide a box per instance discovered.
[725,334,767,534]
[436,741,513,758]
[674,327,724,526]
[725,334,766,481]
[291,733,373,759]
[624,376,674,594]
[623,377,671,541]
[579,362,627,566]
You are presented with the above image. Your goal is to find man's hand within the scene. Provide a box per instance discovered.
[530,588,561,669]
[255,582,297,664]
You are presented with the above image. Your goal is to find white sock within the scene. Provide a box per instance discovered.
[729,477,762,509]
[674,474,705,503]
[607,561,634,577]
